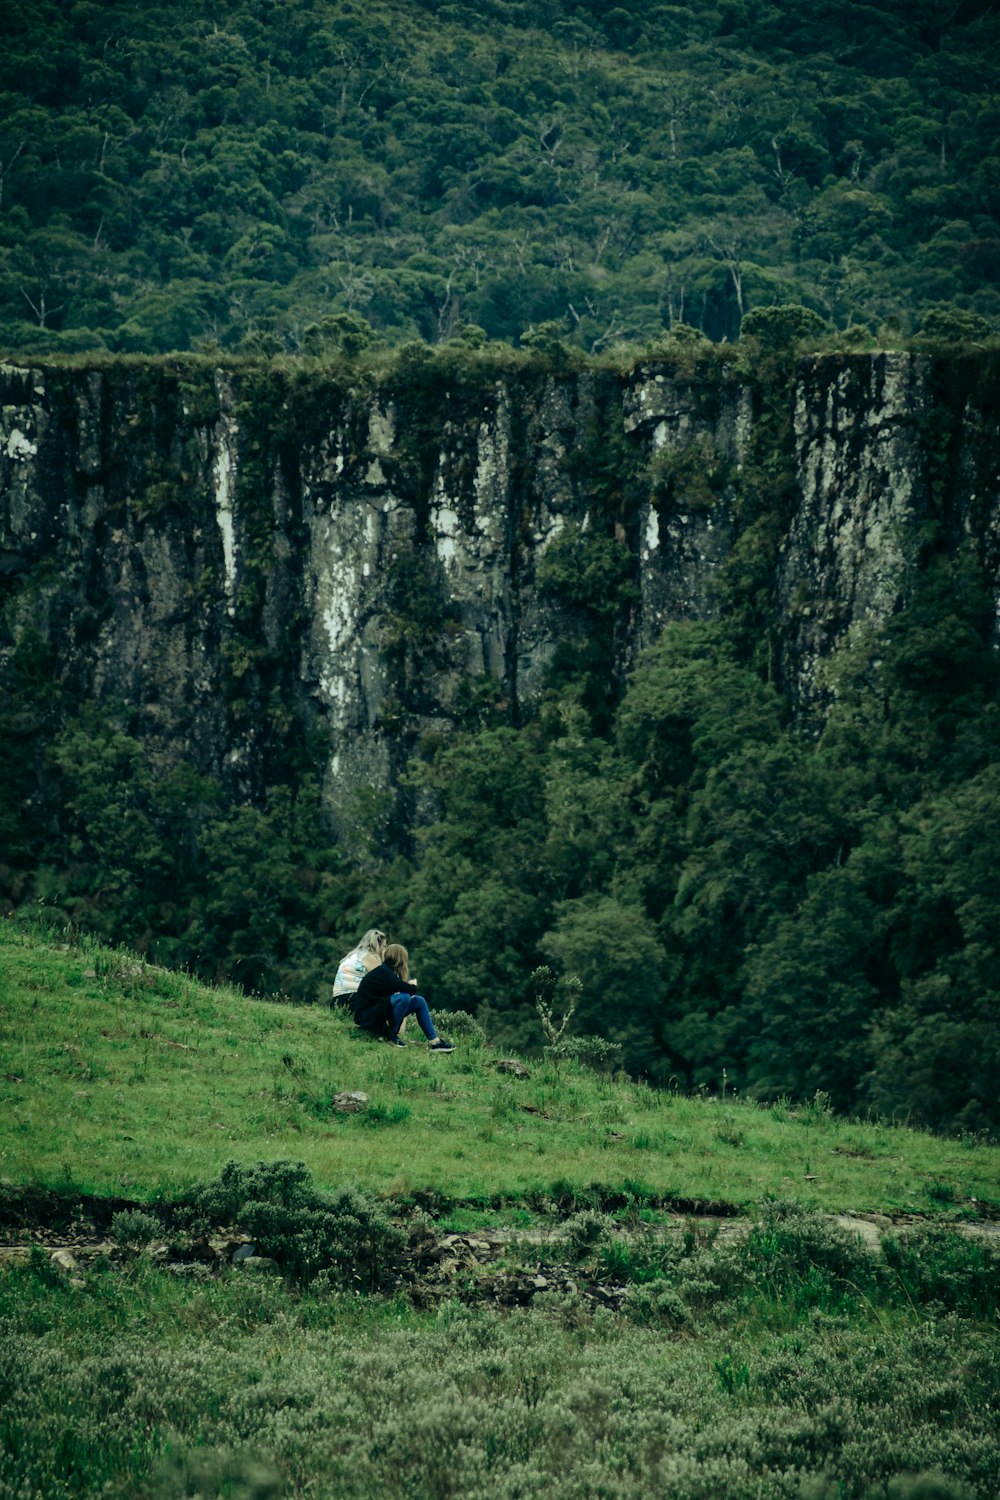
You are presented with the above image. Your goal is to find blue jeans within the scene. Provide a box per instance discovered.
[390,992,438,1041]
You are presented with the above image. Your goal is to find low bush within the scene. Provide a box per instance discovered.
[433,1009,487,1045]
[2,1278,998,1500]
[188,1160,405,1288]
[621,1281,690,1328]
[881,1227,1000,1321]
[110,1209,163,1246]
[739,1203,887,1313]
[561,1210,618,1261]
[549,1036,624,1072]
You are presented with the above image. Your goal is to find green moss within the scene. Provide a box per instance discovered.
[649,431,733,514]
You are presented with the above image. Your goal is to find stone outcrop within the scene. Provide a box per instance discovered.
[1,352,998,830]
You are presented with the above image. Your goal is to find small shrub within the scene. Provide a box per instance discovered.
[110,1209,163,1246]
[621,1281,690,1327]
[562,1211,617,1262]
[532,965,581,1056]
[882,1227,1000,1320]
[597,1234,671,1286]
[433,1009,486,1044]
[742,1205,885,1310]
[548,1035,623,1072]
[798,1090,835,1124]
[188,1160,405,1288]
[676,1254,746,1310]
[756,1197,807,1220]
[192,1159,312,1222]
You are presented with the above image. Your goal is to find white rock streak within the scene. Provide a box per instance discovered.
[212,416,240,616]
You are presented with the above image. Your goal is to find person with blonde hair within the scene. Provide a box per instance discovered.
[381,943,413,1039]
[384,943,411,983]
[331,928,387,1008]
[354,941,454,1052]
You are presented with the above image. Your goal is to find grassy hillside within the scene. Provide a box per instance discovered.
[3,917,998,1216]
[3,917,1000,1500]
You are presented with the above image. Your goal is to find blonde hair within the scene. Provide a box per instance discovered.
[358,928,387,957]
[384,943,409,983]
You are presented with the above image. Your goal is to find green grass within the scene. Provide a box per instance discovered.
[2,917,998,1216]
[3,919,1000,1500]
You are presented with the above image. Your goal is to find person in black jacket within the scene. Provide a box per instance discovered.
[353,943,454,1052]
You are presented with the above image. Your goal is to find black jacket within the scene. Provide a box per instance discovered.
[353,964,418,1037]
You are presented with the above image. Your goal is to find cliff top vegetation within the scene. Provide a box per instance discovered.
[2,0,998,357]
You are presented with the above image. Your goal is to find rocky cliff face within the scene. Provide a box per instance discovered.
[779,353,1000,709]
[1,352,997,830]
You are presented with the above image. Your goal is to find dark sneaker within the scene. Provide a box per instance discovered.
[428,1038,454,1053]
[384,1035,406,1048]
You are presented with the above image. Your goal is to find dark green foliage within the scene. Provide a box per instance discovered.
[739,305,834,352]
[189,1159,405,1287]
[536,525,636,623]
[881,1226,1000,1324]
[536,522,638,728]
[740,869,880,1108]
[0,679,346,997]
[1,0,998,355]
[649,432,731,513]
[541,895,664,1073]
[917,309,994,347]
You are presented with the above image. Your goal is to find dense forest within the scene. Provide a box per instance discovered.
[1,0,999,353]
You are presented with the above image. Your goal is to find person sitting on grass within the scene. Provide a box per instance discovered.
[384,942,414,1042]
[331,927,387,1008]
[353,942,454,1052]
